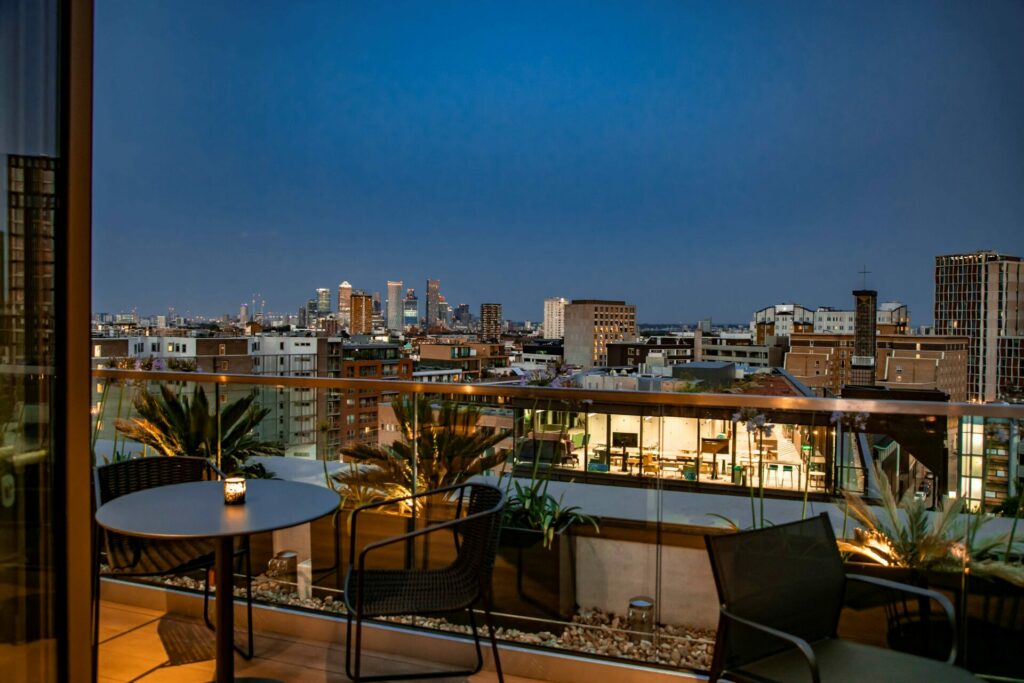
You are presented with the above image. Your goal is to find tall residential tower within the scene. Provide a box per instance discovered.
[386,280,403,332]
[934,251,1023,402]
[543,297,568,339]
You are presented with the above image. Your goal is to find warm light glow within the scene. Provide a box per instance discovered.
[224,477,246,505]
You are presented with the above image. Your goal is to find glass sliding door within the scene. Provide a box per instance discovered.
[0,0,81,679]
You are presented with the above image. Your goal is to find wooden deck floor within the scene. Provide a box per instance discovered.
[98,600,531,683]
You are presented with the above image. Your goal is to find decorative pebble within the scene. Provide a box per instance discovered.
[144,573,715,669]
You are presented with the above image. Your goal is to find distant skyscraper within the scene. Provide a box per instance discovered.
[337,281,352,326]
[239,303,248,323]
[371,291,382,316]
[297,305,307,328]
[386,280,403,332]
[316,287,331,315]
[564,300,637,368]
[306,298,318,327]
[480,303,502,341]
[438,295,452,329]
[934,251,1024,402]
[350,291,373,335]
[403,288,419,330]
[426,278,440,329]
[455,303,472,325]
[543,297,568,339]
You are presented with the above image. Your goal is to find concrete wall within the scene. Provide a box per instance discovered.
[576,536,720,630]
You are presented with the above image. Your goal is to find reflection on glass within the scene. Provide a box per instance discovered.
[0,0,60,678]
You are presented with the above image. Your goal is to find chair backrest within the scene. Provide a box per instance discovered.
[705,513,845,672]
[94,456,216,506]
[453,484,505,594]
[94,456,219,574]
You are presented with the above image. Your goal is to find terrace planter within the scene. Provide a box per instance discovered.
[843,561,1024,677]
[493,523,578,621]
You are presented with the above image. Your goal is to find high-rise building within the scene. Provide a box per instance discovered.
[372,291,382,316]
[350,291,373,335]
[306,298,318,327]
[438,295,452,329]
[316,287,331,315]
[337,281,352,326]
[480,303,502,341]
[543,297,568,339]
[564,300,637,368]
[454,303,472,326]
[425,278,441,329]
[934,251,1024,402]
[3,155,56,366]
[403,288,419,330]
[239,303,248,324]
[386,280,403,332]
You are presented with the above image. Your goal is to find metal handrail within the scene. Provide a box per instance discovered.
[91,368,1024,418]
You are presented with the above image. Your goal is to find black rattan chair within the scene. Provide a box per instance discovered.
[343,482,505,682]
[92,456,254,663]
[704,513,978,682]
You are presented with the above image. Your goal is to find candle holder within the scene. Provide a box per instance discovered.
[224,477,246,505]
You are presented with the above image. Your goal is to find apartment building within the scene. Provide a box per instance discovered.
[480,303,502,341]
[563,299,637,368]
[543,296,568,339]
[751,303,814,344]
[785,332,968,401]
[934,251,1023,402]
[350,291,374,335]
[418,340,510,380]
[317,339,413,455]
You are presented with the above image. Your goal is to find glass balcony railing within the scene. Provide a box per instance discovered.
[90,367,1024,678]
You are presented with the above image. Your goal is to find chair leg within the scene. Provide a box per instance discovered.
[345,608,357,681]
[241,543,254,660]
[202,567,214,630]
[482,603,504,683]
[466,607,485,676]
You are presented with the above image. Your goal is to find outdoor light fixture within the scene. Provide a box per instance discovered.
[224,477,246,505]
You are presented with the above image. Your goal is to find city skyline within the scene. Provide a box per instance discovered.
[92,1,1024,322]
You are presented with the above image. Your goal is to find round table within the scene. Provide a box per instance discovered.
[96,479,339,682]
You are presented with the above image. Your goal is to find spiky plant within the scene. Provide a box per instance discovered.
[334,397,509,507]
[838,463,1022,583]
[114,384,283,478]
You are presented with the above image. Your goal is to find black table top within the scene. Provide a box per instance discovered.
[95,479,339,540]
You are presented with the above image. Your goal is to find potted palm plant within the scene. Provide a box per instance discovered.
[114,384,283,477]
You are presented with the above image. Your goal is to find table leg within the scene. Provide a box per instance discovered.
[216,535,235,683]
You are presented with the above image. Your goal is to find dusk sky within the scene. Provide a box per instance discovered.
[93,1,1024,324]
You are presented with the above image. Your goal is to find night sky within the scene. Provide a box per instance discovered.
[93,1,1024,324]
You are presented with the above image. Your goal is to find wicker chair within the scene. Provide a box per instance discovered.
[704,513,978,682]
[344,482,505,682]
[92,457,254,662]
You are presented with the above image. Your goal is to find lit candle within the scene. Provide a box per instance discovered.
[224,477,246,505]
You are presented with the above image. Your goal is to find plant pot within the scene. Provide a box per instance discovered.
[493,523,577,622]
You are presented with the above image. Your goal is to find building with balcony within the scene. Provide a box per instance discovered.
[317,339,413,454]
[418,340,510,380]
[480,302,502,341]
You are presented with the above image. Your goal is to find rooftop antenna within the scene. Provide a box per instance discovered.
[858,265,872,289]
